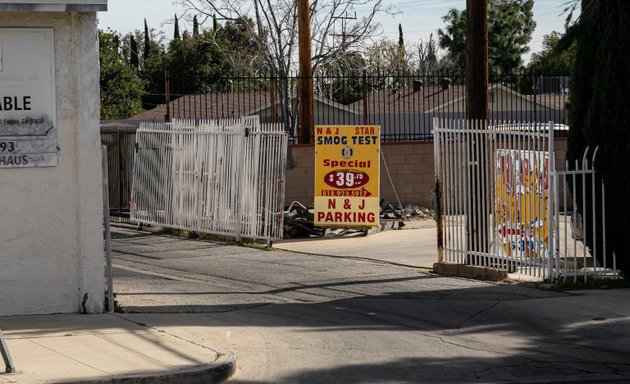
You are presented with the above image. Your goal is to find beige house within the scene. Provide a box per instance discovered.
[129,91,360,132]
[428,83,568,124]
[350,83,567,140]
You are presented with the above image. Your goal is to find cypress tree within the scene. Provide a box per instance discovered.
[193,15,199,38]
[174,14,181,40]
[129,34,139,70]
[143,19,151,61]
[398,24,405,72]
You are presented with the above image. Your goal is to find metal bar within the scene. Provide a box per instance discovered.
[456,119,465,263]
[479,118,493,266]
[554,159,560,279]
[547,122,555,280]
[102,146,114,313]
[573,159,578,282]
[0,329,14,373]
[562,160,570,271]
[602,180,607,272]
[117,130,123,220]
[581,148,588,282]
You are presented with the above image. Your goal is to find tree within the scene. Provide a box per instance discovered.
[365,38,413,74]
[120,25,165,71]
[99,30,144,119]
[438,0,535,73]
[316,51,366,105]
[174,14,181,40]
[412,33,442,74]
[193,15,200,38]
[398,23,405,72]
[118,24,167,110]
[178,0,391,75]
[129,34,139,71]
[178,0,391,136]
[567,0,630,278]
[160,17,262,93]
[528,31,575,75]
[437,9,466,71]
[144,19,151,61]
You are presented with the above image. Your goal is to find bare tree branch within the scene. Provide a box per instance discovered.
[177,0,391,73]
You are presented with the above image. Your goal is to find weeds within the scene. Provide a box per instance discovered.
[544,277,629,291]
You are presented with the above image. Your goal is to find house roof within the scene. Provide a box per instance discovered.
[129,91,272,121]
[128,84,568,122]
[426,84,567,113]
[351,83,567,114]
[351,84,468,114]
[532,94,568,110]
[129,91,359,121]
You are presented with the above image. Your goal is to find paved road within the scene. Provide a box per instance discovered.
[111,226,630,384]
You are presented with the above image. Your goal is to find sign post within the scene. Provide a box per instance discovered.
[314,125,380,228]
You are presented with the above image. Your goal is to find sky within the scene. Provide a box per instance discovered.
[98,0,575,63]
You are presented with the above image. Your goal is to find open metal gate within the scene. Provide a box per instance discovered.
[433,118,617,281]
[131,116,288,244]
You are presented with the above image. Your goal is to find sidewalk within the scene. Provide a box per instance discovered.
[0,314,234,384]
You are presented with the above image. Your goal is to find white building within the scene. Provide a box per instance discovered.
[0,1,107,316]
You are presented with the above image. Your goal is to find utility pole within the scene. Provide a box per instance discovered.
[297,0,314,144]
[466,0,488,121]
[466,0,489,257]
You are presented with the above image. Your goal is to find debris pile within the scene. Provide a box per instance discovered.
[283,201,325,238]
[381,200,432,220]
[282,200,433,239]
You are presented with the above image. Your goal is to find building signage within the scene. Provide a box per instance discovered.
[495,149,551,258]
[0,1,107,11]
[0,29,57,168]
[314,125,380,228]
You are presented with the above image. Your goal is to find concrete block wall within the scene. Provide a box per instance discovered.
[379,142,436,206]
[285,137,569,209]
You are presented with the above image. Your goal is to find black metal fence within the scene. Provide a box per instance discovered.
[152,70,569,142]
[102,70,570,221]
[100,123,138,223]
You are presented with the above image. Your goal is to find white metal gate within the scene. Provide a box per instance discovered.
[553,147,618,280]
[433,118,617,281]
[131,117,288,243]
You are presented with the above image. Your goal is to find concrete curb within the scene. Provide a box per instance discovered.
[433,261,508,281]
[68,352,236,384]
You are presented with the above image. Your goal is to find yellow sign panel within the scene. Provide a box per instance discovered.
[314,125,380,227]
[495,150,550,258]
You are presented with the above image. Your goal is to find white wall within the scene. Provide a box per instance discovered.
[0,12,104,315]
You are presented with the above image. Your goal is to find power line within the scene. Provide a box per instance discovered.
[354,0,461,12]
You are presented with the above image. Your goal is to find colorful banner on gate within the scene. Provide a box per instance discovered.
[314,125,380,227]
[495,149,551,258]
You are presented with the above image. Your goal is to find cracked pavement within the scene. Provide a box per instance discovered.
[111,226,630,383]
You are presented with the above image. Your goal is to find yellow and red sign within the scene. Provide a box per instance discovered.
[314,125,380,227]
[495,150,551,258]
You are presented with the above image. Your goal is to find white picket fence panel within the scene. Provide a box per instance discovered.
[433,118,618,281]
[131,116,288,243]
